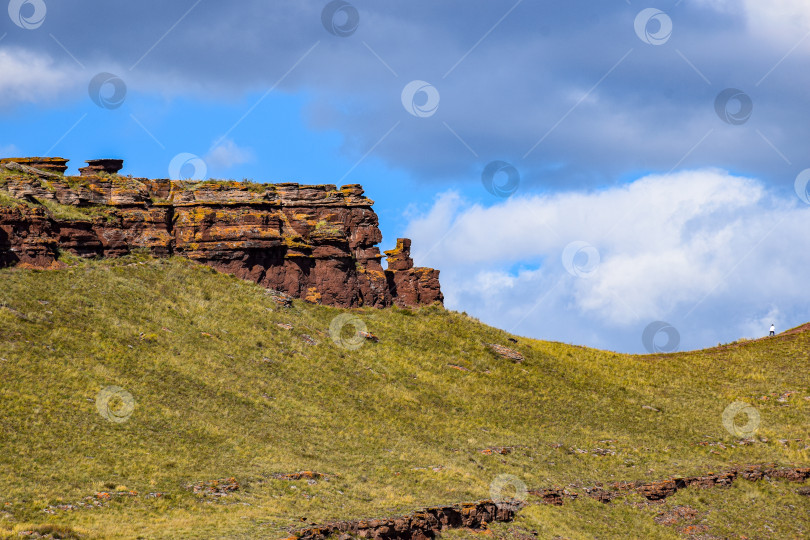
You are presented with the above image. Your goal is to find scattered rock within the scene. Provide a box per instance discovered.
[641,405,661,412]
[777,391,797,403]
[186,477,239,496]
[447,364,469,372]
[275,471,328,481]
[583,486,617,503]
[654,505,699,526]
[486,343,524,362]
[277,323,293,330]
[266,289,294,308]
[637,480,679,501]
[42,490,138,514]
[301,334,318,346]
[358,330,379,342]
[411,465,445,473]
[480,446,513,456]
[528,488,576,506]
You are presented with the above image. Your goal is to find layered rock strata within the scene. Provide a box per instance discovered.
[0,158,442,308]
[384,238,442,308]
[78,159,124,177]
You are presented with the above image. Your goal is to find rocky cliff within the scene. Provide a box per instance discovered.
[0,157,442,308]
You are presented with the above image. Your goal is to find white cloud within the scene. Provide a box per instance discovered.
[405,170,810,352]
[0,48,82,106]
[698,0,810,42]
[739,307,781,341]
[205,140,255,171]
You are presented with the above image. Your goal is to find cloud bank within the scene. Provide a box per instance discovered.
[405,169,810,352]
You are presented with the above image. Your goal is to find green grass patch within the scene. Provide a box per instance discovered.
[0,256,807,538]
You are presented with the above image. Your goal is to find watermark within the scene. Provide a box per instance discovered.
[721,401,760,437]
[329,313,368,350]
[641,321,680,353]
[561,241,600,278]
[401,80,440,118]
[88,73,127,110]
[8,0,46,30]
[169,153,207,181]
[634,8,672,46]
[794,169,810,205]
[321,0,359,37]
[481,161,520,198]
[95,385,135,423]
[489,474,527,510]
[714,88,753,125]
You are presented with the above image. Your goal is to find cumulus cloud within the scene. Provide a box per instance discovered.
[0,48,82,106]
[1,2,807,352]
[405,169,810,352]
[205,139,255,171]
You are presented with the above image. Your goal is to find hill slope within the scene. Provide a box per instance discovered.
[0,254,808,539]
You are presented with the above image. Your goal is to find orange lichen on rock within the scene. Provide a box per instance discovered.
[0,157,442,308]
[384,238,443,308]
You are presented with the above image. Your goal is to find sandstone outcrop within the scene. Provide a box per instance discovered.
[0,157,443,308]
[291,500,522,540]
[384,238,443,308]
[0,157,68,174]
[78,159,124,177]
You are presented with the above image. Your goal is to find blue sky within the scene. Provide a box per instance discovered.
[2,0,810,353]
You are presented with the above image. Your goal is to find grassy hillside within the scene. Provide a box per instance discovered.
[0,253,808,538]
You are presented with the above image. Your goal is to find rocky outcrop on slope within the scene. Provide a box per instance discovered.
[0,157,442,308]
[291,500,522,540]
[289,465,809,539]
[533,464,810,505]
[384,238,442,308]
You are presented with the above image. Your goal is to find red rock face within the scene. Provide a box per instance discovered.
[384,238,443,308]
[0,205,59,267]
[0,161,442,308]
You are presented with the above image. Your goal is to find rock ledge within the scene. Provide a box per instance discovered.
[0,157,443,308]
